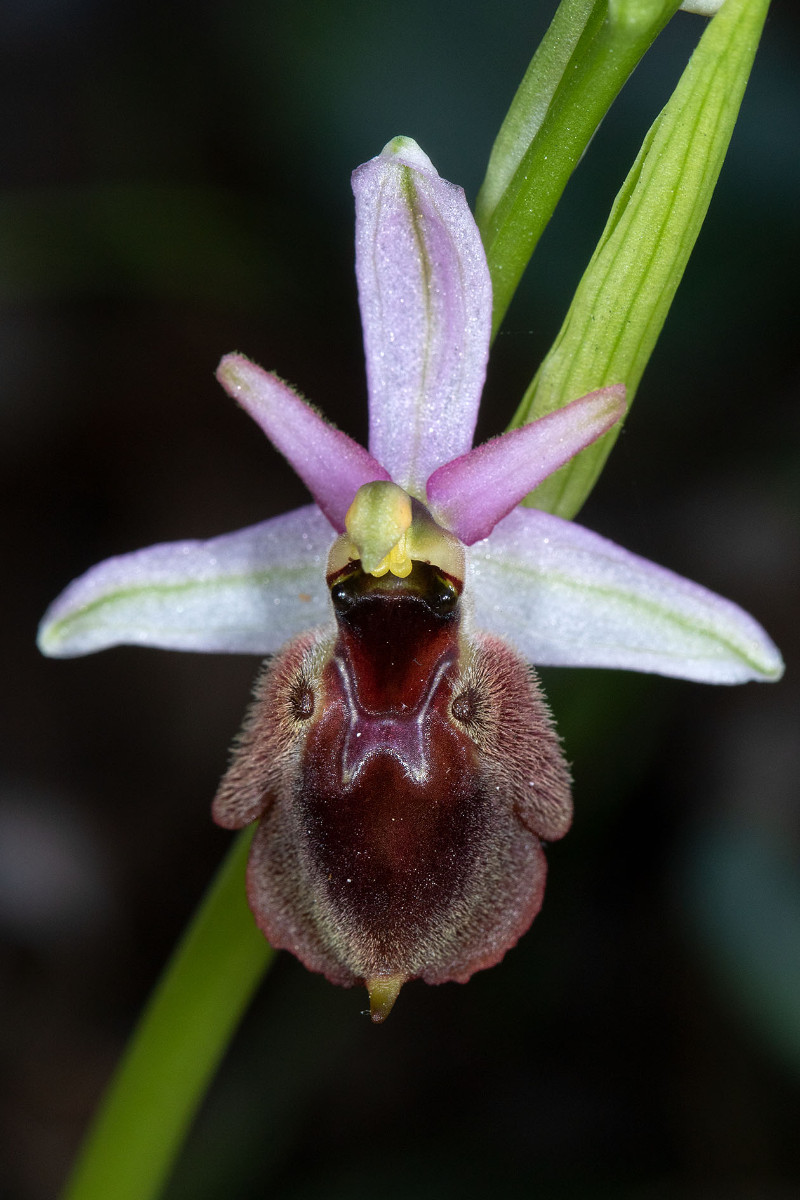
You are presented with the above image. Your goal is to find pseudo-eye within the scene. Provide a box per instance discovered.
[213,487,571,1021]
[38,138,782,1023]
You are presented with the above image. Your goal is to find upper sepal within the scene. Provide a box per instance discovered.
[679,1,723,12]
[353,137,492,495]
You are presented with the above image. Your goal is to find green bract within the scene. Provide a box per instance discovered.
[511,0,770,518]
[477,0,682,339]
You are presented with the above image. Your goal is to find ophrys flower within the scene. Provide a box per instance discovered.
[39,138,783,1021]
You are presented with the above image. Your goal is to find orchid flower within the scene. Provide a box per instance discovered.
[38,137,782,1021]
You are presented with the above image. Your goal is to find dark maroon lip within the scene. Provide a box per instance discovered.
[213,552,573,1014]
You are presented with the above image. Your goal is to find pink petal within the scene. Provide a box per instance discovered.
[426,386,625,544]
[353,137,492,495]
[216,354,390,531]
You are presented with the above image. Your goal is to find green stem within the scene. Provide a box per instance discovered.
[62,829,273,1200]
[478,0,682,340]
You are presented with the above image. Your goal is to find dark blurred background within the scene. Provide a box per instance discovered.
[2,2,799,1197]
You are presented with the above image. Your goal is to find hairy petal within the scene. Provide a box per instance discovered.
[38,506,335,658]
[353,137,492,495]
[426,386,625,544]
[468,507,784,684]
[217,355,390,531]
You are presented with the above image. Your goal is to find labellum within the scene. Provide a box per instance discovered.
[213,486,572,1022]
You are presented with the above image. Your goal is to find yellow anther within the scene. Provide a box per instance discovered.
[368,533,414,578]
